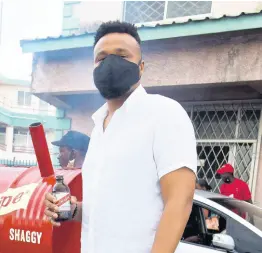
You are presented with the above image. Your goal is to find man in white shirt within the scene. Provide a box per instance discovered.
[44,21,197,253]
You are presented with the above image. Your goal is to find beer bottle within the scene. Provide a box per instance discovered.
[52,175,71,221]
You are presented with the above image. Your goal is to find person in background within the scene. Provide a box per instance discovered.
[196,179,219,231]
[196,178,212,192]
[196,179,212,219]
[52,130,90,169]
[217,163,252,203]
[185,179,216,243]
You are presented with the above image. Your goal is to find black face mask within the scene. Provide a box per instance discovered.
[223,177,231,184]
[93,54,140,99]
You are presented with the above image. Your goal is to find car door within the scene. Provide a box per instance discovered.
[195,199,262,253]
[177,241,225,253]
[211,197,262,253]
[226,216,262,253]
[177,204,227,253]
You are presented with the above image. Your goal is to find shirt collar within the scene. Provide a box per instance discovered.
[92,85,147,125]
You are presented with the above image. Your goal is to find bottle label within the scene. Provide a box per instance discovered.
[55,193,71,212]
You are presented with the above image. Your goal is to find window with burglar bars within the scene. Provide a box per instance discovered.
[183,102,261,193]
[123,1,212,24]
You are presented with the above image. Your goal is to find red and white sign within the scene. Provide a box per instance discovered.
[0,183,38,216]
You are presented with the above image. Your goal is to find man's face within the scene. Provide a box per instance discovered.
[93,32,144,75]
[58,146,72,167]
[220,173,233,184]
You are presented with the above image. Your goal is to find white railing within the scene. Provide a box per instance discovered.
[12,145,54,154]
[12,145,35,153]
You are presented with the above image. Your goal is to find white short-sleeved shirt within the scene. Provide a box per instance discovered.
[81,85,197,253]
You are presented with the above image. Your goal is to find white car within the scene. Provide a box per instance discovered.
[177,190,262,253]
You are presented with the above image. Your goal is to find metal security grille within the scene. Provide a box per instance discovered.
[123,1,212,24]
[183,102,262,193]
[123,1,165,24]
[166,1,212,19]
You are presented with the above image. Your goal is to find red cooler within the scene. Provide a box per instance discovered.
[0,122,82,253]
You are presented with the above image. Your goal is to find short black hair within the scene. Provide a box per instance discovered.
[197,179,212,191]
[94,21,141,46]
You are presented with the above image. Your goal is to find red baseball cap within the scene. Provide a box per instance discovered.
[217,163,234,175]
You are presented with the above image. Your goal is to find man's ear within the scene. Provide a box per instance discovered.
[139,60,145,78]
[69,149,77,160]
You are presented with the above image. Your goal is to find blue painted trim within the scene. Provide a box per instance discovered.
[0,106,71,130]
[20,14,262,53]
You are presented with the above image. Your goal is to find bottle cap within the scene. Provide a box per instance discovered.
[56,175,64,180]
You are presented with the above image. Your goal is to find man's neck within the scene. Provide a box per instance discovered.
[107,97,127,115]
[74,158,84,169]
[106,83,139,116]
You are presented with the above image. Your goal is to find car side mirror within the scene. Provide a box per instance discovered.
[212,234,235,251]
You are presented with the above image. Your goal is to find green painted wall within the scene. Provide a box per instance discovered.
[0,105,67,167]
[0,105,71,130]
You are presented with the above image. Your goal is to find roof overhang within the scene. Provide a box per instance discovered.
[20,13,262,53]
[0,75,30,86]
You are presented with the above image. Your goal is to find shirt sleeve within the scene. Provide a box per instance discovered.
[242,182,252,201]
[153,99,197,179]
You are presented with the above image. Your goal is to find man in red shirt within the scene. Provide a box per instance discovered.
[217,163,252,203]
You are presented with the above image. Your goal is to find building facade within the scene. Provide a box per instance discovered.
[0,1,71,167]
[0,76,71,166]
[20,1,262,206]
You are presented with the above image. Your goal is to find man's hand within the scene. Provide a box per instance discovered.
[151,167,196,253]
[44,193,77,226]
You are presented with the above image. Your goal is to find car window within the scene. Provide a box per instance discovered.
[195,201,262,253]
[181,204,204,244]
[198,204,227,247]
[181,203,227,250]
[212,198,262,231]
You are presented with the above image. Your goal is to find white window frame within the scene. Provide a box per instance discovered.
[17,91,32,107]
[13,129,32,147]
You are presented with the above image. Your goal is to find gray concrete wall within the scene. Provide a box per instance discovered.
[64,94,104,136]
[66,108,94,136]
[31,31,262,94]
